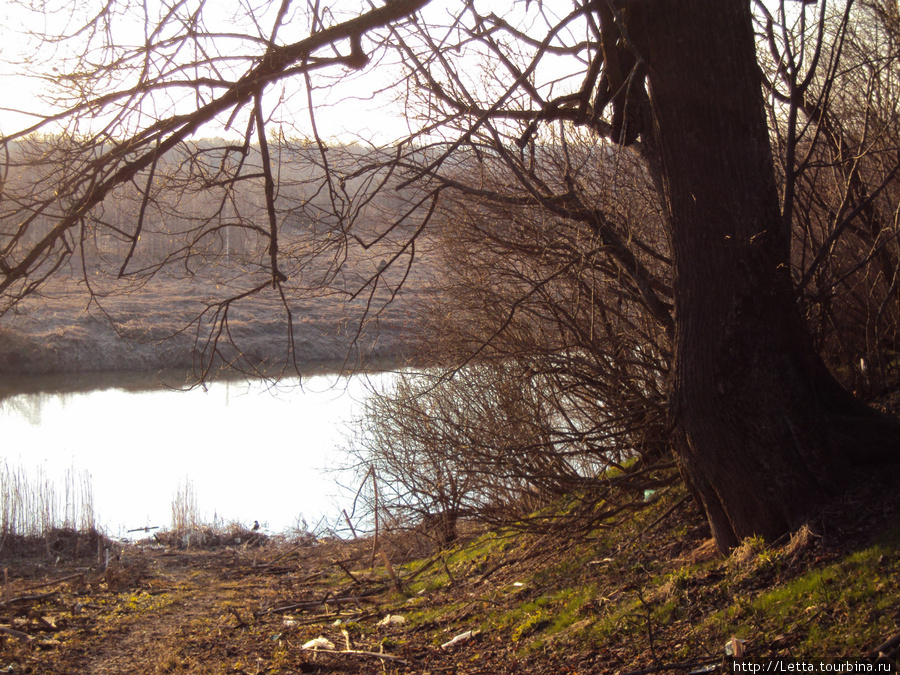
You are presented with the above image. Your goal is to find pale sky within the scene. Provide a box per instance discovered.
[0,0,821,155]
[0,0,414,141]
[0,0,586,143]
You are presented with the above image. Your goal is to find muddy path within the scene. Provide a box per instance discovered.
[0,548,264,674]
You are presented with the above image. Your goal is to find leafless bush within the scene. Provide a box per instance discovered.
[343,128,676,539]
[349,361,677,543]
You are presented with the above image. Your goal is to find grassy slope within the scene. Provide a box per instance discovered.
[3,475,898,674]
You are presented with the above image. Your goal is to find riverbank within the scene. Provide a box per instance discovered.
[2,479,899,674]
[0,271,425,377]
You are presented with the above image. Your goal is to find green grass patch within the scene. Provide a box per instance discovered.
[703,534,900,657]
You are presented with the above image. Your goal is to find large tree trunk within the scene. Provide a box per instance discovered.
[627,0,900,551]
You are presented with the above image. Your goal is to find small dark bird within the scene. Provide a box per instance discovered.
[252,520,260,531]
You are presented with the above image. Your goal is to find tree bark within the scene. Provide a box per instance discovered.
[626,0,900,551]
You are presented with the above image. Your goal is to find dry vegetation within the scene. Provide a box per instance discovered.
[1,462,100,559]
[0,254,434,377]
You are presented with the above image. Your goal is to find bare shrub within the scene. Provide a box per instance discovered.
[349,361,677,544]
[344,130,676,540]
[760,0,900,396]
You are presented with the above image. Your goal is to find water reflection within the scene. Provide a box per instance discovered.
[2,392,45,426]
[0,370,389,539]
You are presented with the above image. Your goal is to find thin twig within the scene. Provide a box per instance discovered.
[21,573,85,592]
[227,607,248,628]
[0,591,59,607]
[868,630,900,660]
[0,626,33,643]
[255,594,377,616]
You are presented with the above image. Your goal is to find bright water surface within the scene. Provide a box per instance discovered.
[0,370,391,539]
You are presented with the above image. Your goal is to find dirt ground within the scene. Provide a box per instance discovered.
[0,534,591,675]
[3,478,900,675]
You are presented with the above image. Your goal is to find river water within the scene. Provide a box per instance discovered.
[0,370,389,539]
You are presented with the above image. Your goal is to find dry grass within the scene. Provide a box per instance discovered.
[154,478,270,549]
[170,477,201,536]
[0,461,96,540]
[0,245,435,377]
[0,461,104,562]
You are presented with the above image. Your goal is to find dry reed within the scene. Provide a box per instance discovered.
[0,461,98,556]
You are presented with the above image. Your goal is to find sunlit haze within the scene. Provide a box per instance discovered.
[0,0,581,143]
[0,0,439,143]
